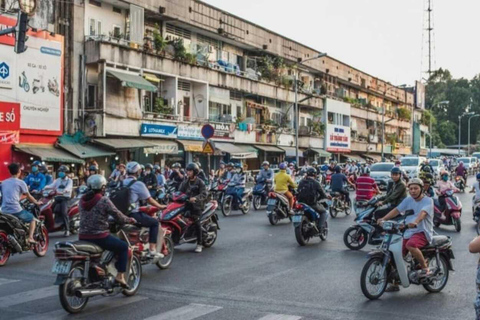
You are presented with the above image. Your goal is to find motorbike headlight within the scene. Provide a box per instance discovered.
[382,221,394,231]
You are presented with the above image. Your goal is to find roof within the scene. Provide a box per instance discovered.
[305,148,331,158]
[93,138,156,150]
[215,143,257,159]
[14,144,84,164]
[254,145,284,153]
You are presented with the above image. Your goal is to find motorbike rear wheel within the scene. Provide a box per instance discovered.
[122,255,142,296]
[221,196,232,217]
[453,218,461,232]
[0,230,11,267]
[59,262,89,314]
[241,197,251,215]
[360,257,388,300]
[33,226,49,257]
[268,211,279,225]
[156,235,174,270]
[329,200,338,218]
[320,221,328,241]
[202,222,218,248]
[423,255,449,293]
[253,195,262,211]
[294,216,310,246]
[343,226,368,250]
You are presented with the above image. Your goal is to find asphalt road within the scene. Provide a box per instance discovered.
[0,178,479,320]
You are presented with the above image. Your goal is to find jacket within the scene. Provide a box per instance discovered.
[257,169,274,182]
[221,170,234,181]
[297,177,327,205]
[379,179,407,206]
[178,177,207,213]
[24,172,46,191]
[141,172,157,189]
[231,172,246,188]
[274,170,297,193]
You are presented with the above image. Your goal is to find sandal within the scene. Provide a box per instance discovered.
[28,239,37,244]
[115,278,130,290]
[417,268,432,277]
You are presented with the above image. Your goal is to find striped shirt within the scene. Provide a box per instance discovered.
[356,176,377,201]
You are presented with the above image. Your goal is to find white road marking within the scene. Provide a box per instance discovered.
[0,286,57,308]
[0,278,20,286]
[144,303,223,320]
[258,314,302,320]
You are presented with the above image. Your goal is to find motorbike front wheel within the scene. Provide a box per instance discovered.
[122,255,142,296]
[360,257,388,300]
[156,235,174,270]
[253,195,262,210]
[221,196,232,217]
[0,230,11,267]
[423,255,449,293]
[241,197,251,215]
[320,221,328,241]
[202,221,218,248]
[453,218,461,232]
[33,226,49,257]
[59,262,89,314]
[343,226,368,250]
[329,201,338,218]
[294,216,310,246]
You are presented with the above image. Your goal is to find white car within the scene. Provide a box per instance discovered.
[457,157,473,171]
[370,162,395,191]
[400,156,427,179]
[428,159,445,178]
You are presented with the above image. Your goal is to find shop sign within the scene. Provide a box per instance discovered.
[326,125,351,152]
[178,124,202,140]
[0,102,20,130]
[211,122,235,140]
[140,123,177,138]
[0,130,19,144]
[144,144,178,154]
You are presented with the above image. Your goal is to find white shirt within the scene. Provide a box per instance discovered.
[49,177,73,198]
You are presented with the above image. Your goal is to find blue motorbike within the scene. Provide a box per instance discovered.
[252,177,270,210]
[292,199,330,246]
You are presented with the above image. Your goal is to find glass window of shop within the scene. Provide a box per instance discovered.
[209,102,232,122]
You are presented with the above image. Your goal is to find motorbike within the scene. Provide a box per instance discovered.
[0,200,49,266]
[433,189,462,232]
[252,177,270,210]
[360,211,454,300]
[473,198,480,235]
[221,184,252,216]
[161,192,220,249]
[53,221,142,314]
[209,179,229,207]
[329,191,351,218]
[343,198,386,250]
[48,78,60,97]
[293,199,330,246]
[454,176,465,192]
[32,78,45,94]
[18,71,30,92]
[122,206,174,270]
[266,187,297,225]
[346,173,356,192]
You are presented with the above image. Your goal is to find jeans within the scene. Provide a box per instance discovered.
[83,235,128,272]
[227,187,244,206]
[311,203,327,230]
[130,211,159,244]
[54,196,69,230]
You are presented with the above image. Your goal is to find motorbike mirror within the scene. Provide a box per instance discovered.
[404,209,415,217]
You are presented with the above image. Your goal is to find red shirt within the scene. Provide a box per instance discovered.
[356,176,377,201]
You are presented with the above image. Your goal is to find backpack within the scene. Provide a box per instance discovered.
[109,179,137,215]
[297,179,317,205]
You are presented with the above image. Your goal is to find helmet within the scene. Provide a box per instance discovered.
[145,163,153,170]
[234,163,242,169]
[422,173,434,185]
[408,178,424,188]
[39,165,48,174]
[361,167,371,175]
[185,163,199,175]
[126,161,141,174]
[227,162,234,168]
[279,163,287,170]
[391,167,402,175]
[262,161,270,167]
[32,160,42,167]
[87,174,107,191]
[306,167,317,177]
[153,165,160,171]
[140,164,145,170]
[118,163,126,169]
[459,161,464,165]
[58,165,70,173]
[195,161,202,168]
[88,165,98,172]
[289,162,294,167]
[312,161,318,166]
[171,163,181,169]
[335,166,341,173]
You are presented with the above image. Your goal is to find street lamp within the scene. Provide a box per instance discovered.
[459,111,474,155]
[294,52,327,164]
[468,114,480,155]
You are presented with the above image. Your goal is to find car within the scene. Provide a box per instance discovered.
[400,156,426,179]
[457,157,473,171]
[369,162,395,191]
[428,159,445,179]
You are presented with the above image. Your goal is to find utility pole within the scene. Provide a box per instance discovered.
[421,0,435,81]
[427,0,432,78]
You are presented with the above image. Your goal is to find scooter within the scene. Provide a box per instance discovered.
[221,184,252,216]
[252,176,270,210]
[329,191,352,218]
[32,78,45,94]
[48,78,60,97]
[266,187,297,225]
[454,176,465,192]
[360,211,454,300]
[18,71,30,92]
[293,199,330,246]
[433,189,462,232]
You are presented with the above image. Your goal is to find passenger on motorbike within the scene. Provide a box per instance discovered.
[124,162,166,259]
[355,167,380,202]
[111,163,127,183]
[258,161,274,191]
[79,174,136,288]
[24,160,46,196]
[274,162,298,214]
[215,162,226,180]
[195,162,209,184]
[374,167,407,220]
[178,163,208,253]
[228,163,247,205]
[221,162,235,182]
[48,165,73,237]
[331,166,354,205]
[394,160,409,183]
[421,173,435,198]
[142,164,158,198]
[40,165,53,186]
[1,163,41,244]
[82,165,98,185]
[436,170,459,211]
[378,178,435,290]
[154,165,166,188]
[169,163,185,190]
[297,167,331,232]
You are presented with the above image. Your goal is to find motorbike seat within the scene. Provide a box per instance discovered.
[425,235,449,248]
[242,188,252,195]
[69,241,104,254]
[67,198,79,208]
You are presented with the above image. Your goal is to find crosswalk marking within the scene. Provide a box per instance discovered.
[0,278,20,286]
[258,315,302,320]
[144,303,222,320]
[0,286,57,308]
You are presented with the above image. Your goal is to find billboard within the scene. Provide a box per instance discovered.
[0,15,64,135]
[415,81,426,109]
[324,98,351,153]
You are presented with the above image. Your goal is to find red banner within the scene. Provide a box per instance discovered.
[0,131,19,144]
[0,102,20,131]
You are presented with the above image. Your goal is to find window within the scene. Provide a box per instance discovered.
[113,6,122,14]
[230,90,242,101]
[113,26,121,38]
[166,23,191,40]
[89,0,101,7]
[236,106,243,119]
[87,85,97,109]
[300,116,306,126]
[89,19,96,36]
[177,80,191,92]
[97,21,102,36]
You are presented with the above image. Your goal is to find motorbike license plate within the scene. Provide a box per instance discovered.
[292,215,302,223]
[51,260,72,275]
[267,198,276,206]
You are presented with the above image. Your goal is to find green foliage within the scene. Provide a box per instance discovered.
[421,109,436,126]
[263,119,278,126]
[397,108,411,121]
[153,98,173,114]
[152,25,166,55]
[169,38,188,61]
[386,133,398,148]
[311,111,325,136]
[257,55,288,85]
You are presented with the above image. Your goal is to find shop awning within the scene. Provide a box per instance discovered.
[306,148,331,158]
[365,154,382,162]
[107,69,158,92]
[255,145,285,153]
[14,144,84,164]
[143,73,164,84]
[177,140,204,152]
[280,146,306,157]
[215,143,257,159]
[93,138,156,150]
[58,140,115,159]
[348,154,364,162]
[143,139,179,154]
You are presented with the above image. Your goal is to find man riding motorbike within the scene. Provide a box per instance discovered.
[436,170,459,211]
[355,167,380,202]
[274,162,298,214]
[374,167,407,220]
[257,161,274,191]
[82,165,99,185]
[456,161,468,185]
[195,162,209,184]
[378,178,435,291]
[48,165,73,237]
[1,163,41,243]
[331,166,354,205]
[297,167,331,232]
[124,162,166,259]
[394,160,409,183]
[178,163,208,253]
[421,173,435,198]
[78,174,136,288]
[169,163,185,190]
[154,165,166,189]
[228,163,247,207]
[470,173,480,204]
[142,163,158,198]
[24,160,46,197]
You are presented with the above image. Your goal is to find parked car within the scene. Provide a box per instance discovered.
[369,162,395,191]
[400,156,426,179]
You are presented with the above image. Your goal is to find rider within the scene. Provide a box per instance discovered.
[320,161,329,173]
[436,170,459,211]
[48,165,73,237]
[419,159,434,177]
[378,178,434,288]
[274,162,298,214]
[456,161,468,184]
[355,166,380,202]
[24,160,46,197]
[1,163,41,244]
[257,161,274,191]
[178,163,208,253]
[374,167,407,220]
[154,165,166,189]
[195,162,209,184]
[215,162,226,180]
[82,164,98,185]
[40,165,53,186]
[297,167,331,232]
[470,173,480,204]
[221,162,235,182]
[421,173,435,198]
[331,166,354,205]
[288,163,296,179]
[124,162,166,258]
[79,174,136,288]
[169,163,185,190]
[394,160,409,183]
[142,164,158,198]
[229,163,247,206]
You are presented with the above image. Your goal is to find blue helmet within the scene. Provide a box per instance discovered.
[234,163,242,169]
[391,167,402,174]
[32,160,42,167]
[279,163,287,170]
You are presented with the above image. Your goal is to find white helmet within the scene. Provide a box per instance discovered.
[87,174,107,190]
[126,161,141,174]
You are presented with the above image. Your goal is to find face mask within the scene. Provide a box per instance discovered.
[145,170,151,174]
[32,166,38,173]
[236,169,242,173]
[58,172,66,178]
[442,175,448,181]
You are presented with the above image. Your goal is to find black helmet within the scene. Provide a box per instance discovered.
[391,167,402,175]
[145,163,153,170]
[185,163,199,175]
[39,165,48,174]
[32,160,42,167]
[227,162,234,168]
[58,165,70,173]
[88,165,98,172]
[306,167,317,177]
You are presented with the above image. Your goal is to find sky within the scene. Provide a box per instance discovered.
[202,0,480,86]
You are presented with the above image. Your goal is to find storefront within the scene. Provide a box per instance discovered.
[280,146,306,165]
[214,142,258,170]
[254,145,285,166]
[304,148,332,164]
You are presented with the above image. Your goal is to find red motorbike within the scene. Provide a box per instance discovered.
[160,192,219,249]
[209,179,230,206]
[434,189,462,232]
[39,189,82,234]
[266,187,297,225]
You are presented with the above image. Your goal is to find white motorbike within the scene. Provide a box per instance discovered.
[360,210,455,300]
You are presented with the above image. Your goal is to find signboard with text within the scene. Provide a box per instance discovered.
[140,123,177,138]
[324,98,351,153]
[0,101,20,144]
[178,124,203,140]
[211,122,235,140]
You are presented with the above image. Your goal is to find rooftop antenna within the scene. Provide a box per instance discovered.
[421,0,436,82]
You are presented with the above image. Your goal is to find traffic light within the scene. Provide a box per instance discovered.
[14,11,29,54]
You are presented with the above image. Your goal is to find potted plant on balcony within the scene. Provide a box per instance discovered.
[152,26,166,56]
[153,98,174,120]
